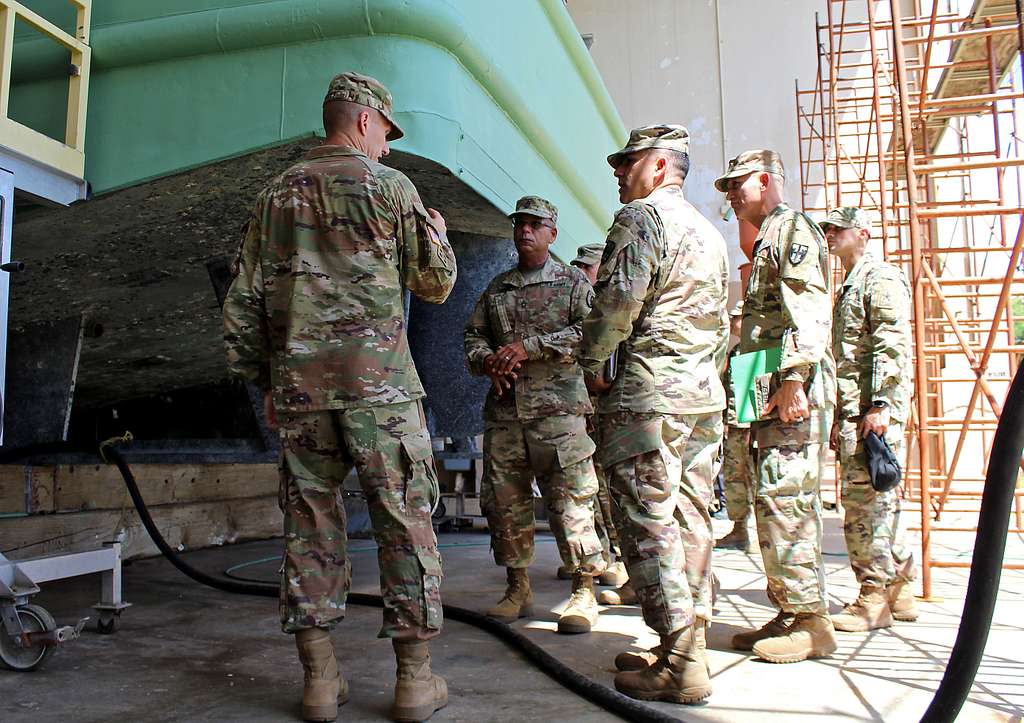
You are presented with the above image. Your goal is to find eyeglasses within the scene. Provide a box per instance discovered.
[722,176,752,192]
[512,217,555,231]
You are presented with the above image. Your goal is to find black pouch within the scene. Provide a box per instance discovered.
[864,431,901,492]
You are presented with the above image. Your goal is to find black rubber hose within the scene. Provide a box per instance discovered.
[102,443,683,723]
[920,364,1024,723]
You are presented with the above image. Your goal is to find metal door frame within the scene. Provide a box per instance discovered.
[0,167,13,443]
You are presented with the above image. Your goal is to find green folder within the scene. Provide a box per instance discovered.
[731,346,782,424]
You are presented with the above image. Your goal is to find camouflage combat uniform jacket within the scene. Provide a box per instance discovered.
[832,252,912,423]
[464,257,593,421]
[224,145,457,410]
[741,203,835,418]
[578,184,730,415]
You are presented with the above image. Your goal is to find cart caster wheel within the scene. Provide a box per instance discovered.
[96,615,119,635]
[0,604,56,671]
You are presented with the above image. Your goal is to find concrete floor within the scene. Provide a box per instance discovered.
[2,512,1023,722]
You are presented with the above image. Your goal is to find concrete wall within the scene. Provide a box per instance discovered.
[566,0,828,285]
[410,231,517,439]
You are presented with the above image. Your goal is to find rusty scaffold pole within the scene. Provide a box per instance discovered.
[800,0,1024,598]
[888,0,935,598]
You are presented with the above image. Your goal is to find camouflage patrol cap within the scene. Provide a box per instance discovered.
[509,195,558,224]
[729,298,744,318]
[572,243,604,267]
[324,71,404,141]
[714,149,786,191]
[820,206,871,231]
[607,124,690,167]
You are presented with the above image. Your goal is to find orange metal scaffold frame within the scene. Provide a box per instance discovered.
[795,0,1024,598]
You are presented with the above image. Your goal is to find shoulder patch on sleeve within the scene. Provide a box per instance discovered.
[595,203,657,283]
[865,263,909,323]
[779,213,824,283]
[604,203,653,252]
[612,202,653,231]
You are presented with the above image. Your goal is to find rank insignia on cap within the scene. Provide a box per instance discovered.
[789,243,809,265]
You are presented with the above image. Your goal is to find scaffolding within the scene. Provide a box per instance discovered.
[796,0,1024,598]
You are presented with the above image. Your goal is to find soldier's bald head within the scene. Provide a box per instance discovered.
[651,149,690,183]
[321,72,402,161]
[323,100,375,136]
[322,99,393,161]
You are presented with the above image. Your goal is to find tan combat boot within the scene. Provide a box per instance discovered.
[886,580,919,622]
[832,585,895,632]
[295,627,349,722]
[558,572,599,634]
[752,612,837,663]
[715,516,752,551]
[731,611,793,651]
[598,561,629,587]
[599,582,637,606]
[614,625,712,704]
[486,567,533,622]
[391,640,448,722]
[614,644,662,672]
[615,622,708,672]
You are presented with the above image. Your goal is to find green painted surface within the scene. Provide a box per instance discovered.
[12,0,627,254]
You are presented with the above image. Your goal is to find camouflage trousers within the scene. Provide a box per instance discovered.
[594,463,621,563]
[481,414,606,575]
[752,412,830,615]
[588,416,621,563]
[838,418,916,588]
[600,411,723,635]
[722,425,755,521]
[277,401,443,641]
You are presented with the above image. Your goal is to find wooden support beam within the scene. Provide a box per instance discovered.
[0,462,278,514]
[0,495,282,561]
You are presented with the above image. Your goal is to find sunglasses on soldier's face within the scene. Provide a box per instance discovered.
[512,218,555,232]
[723,175,754,193]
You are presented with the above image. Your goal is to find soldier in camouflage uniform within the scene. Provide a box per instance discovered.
[224,72,455,723]
[715,149,838,663]
[715,299,756,552]
[579,125,729,705]
[464,196,606,635]
[569,243,628,590]
[821,206,917,632]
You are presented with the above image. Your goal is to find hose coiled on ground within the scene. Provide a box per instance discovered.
[100,441,683,723]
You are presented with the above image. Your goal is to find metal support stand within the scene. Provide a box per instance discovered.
[433,436,483,531]
[0,542,130,671]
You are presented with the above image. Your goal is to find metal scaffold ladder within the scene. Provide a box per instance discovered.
[795,0,1024,598]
